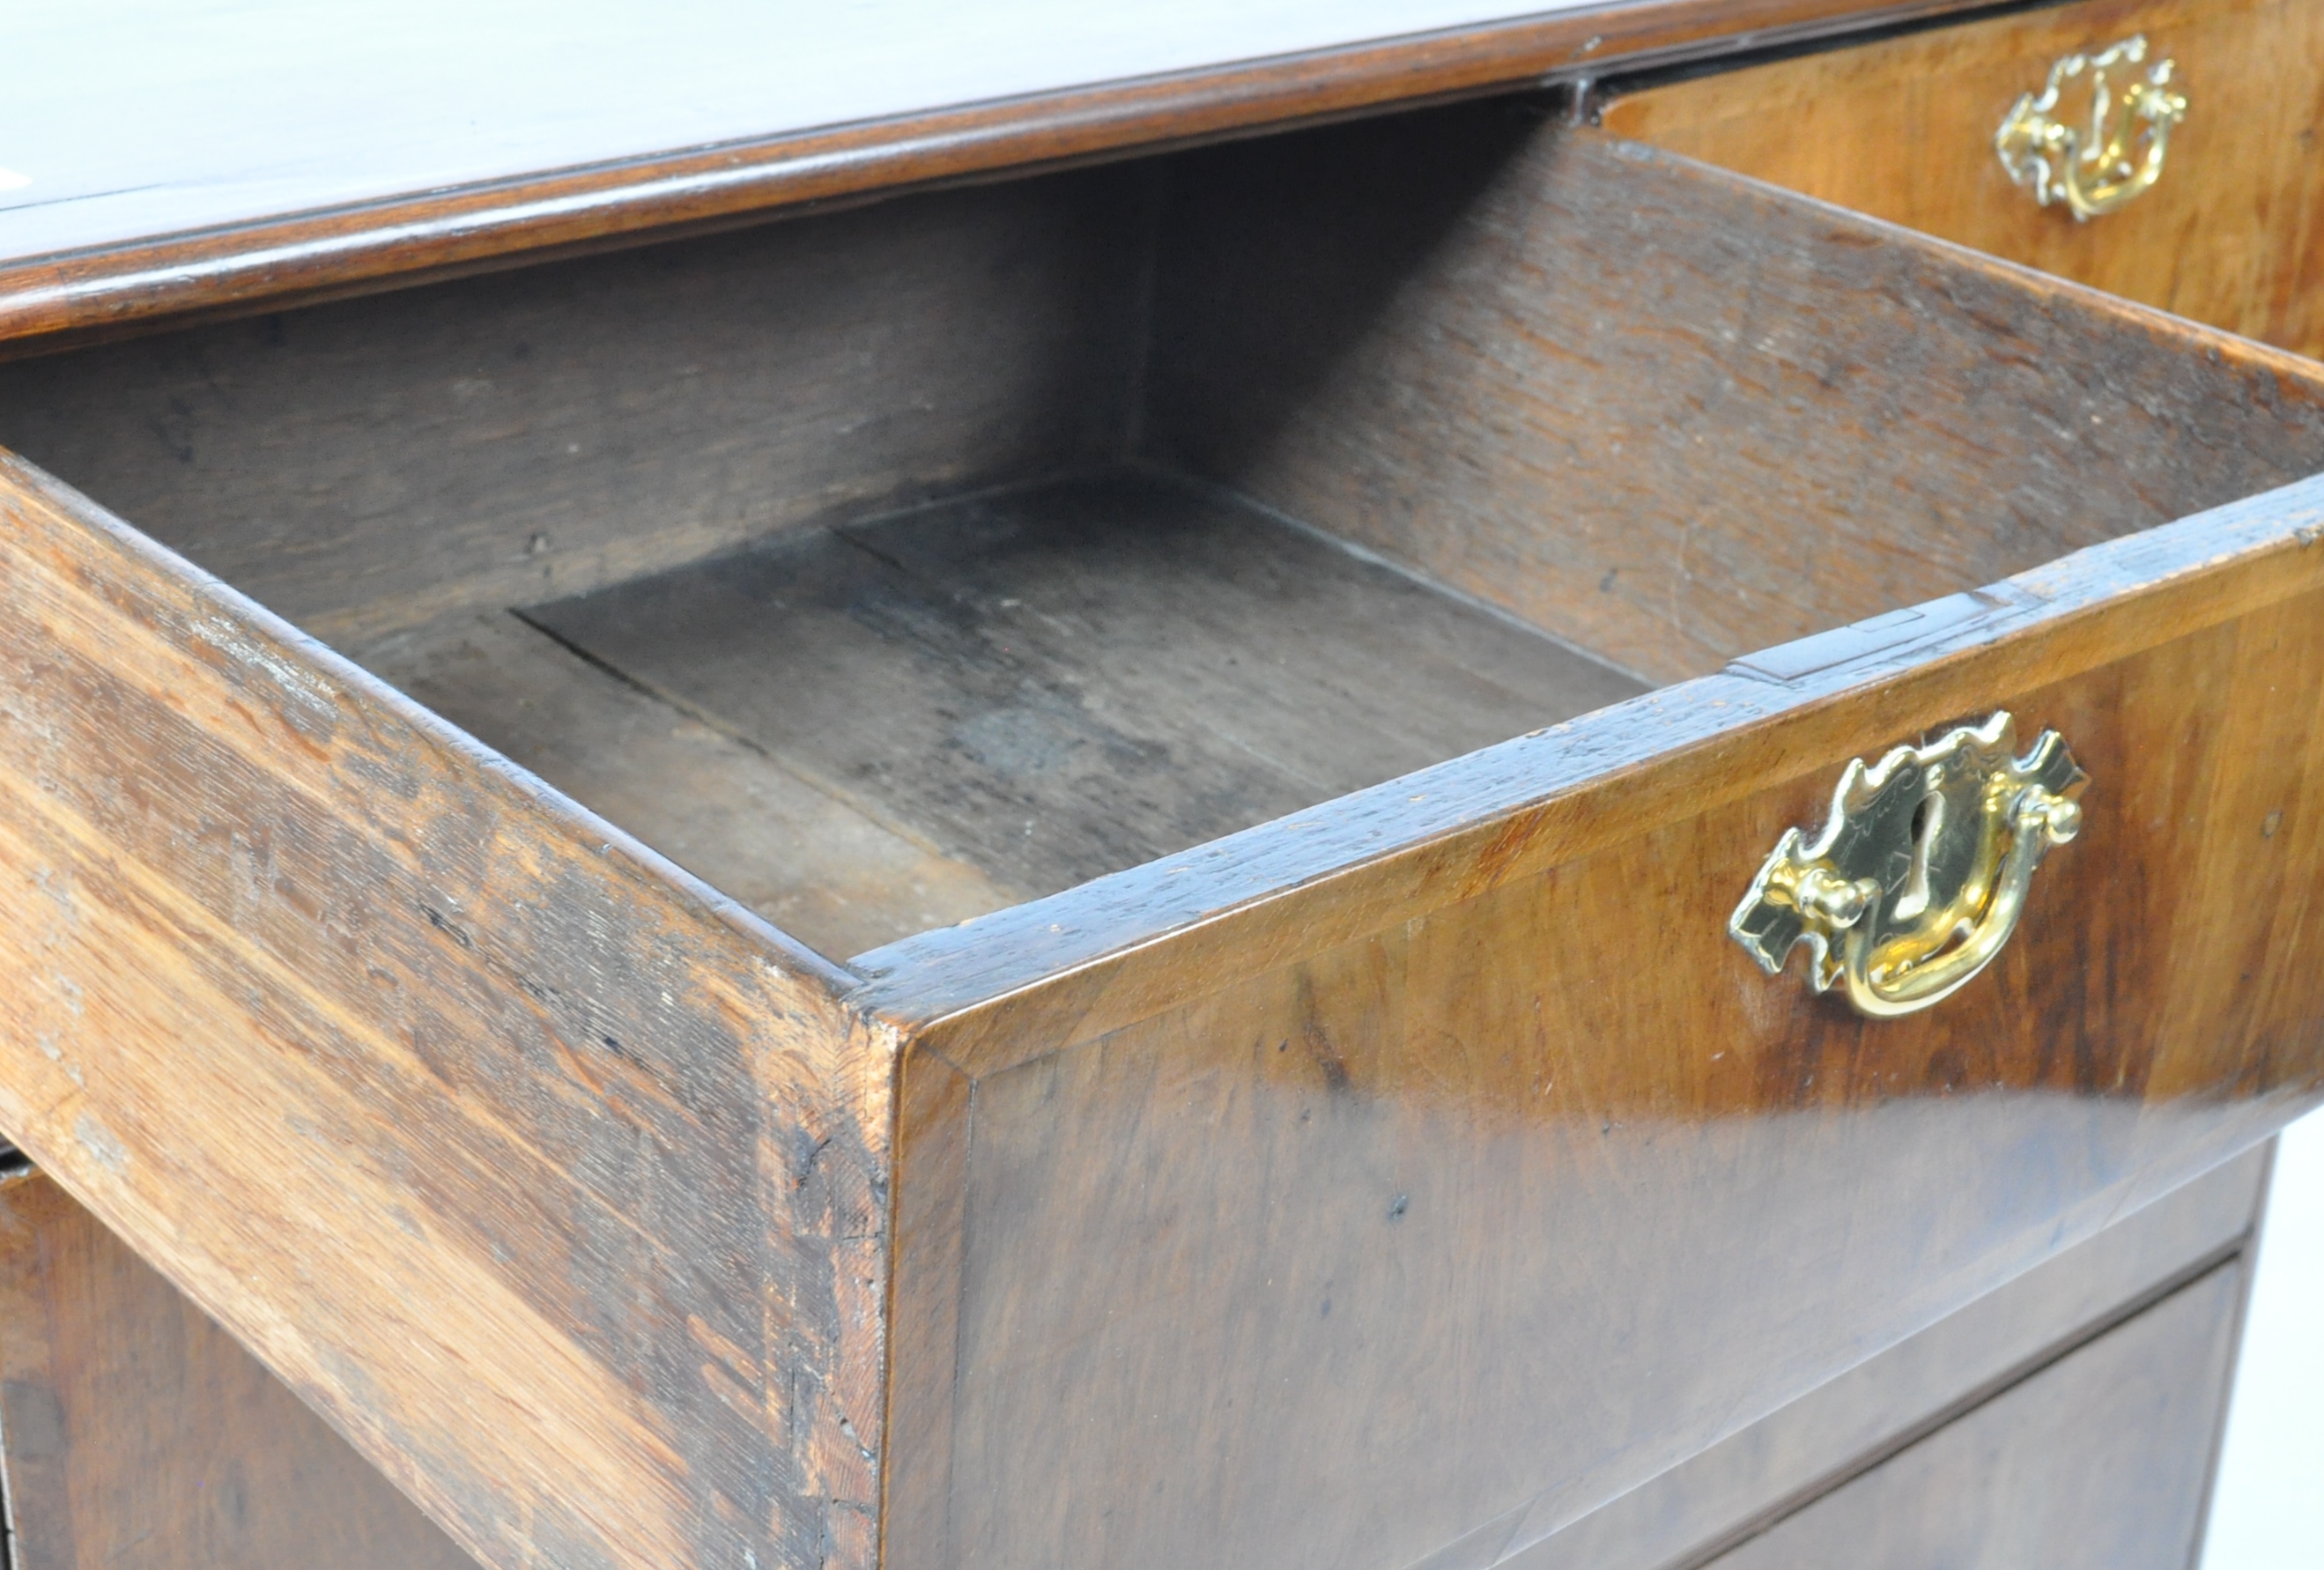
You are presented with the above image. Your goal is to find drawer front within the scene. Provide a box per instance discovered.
[877,481,2324,1570]
[0,1168,477,1570]
[1600,0,2324,355]
[1712,1258,2247,1569]
[1513,1144,2267,1570]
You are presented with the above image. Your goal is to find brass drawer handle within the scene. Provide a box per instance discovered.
[1995,35,2186,220]
[1729,713,2086,1018]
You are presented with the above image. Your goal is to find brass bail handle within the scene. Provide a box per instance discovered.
[1729,713,2087,1018]
[1995,34,2187,220]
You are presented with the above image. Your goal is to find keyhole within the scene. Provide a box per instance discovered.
[1892,790,1945,921]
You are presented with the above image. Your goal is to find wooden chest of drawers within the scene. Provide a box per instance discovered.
[0,3,2319,1567]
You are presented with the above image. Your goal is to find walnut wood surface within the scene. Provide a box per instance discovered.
[525,474,1644,906]
[864,478,2324,1570]
[859,476,2324,1065]
[1514,1143,2268,1570]
[0,454,892,1570]
[1710,1260,2248,1568]
[1,62,2321,1570]
[0,1170,477,1570]
[1601,0,2324,357]
[0,0,2015,353]
[1143,109,2324,685]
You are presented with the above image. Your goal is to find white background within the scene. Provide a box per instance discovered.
[2204,1107,2324,1566]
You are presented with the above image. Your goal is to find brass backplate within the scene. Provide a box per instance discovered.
[1995,35,2186,220]
[1731,713,2085,1018]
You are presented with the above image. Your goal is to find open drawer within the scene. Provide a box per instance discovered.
[0,93,2319,1570]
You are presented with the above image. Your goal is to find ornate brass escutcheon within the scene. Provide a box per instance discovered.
[1729,713,2086,1018]
[1995,35,2187,220]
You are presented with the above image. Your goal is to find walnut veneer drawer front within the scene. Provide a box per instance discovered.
[1601,0,2324,354]
[0,93,2321,1570]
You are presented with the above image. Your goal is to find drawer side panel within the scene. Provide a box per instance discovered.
[0,454,892,1570]
[1143,107,2324,685]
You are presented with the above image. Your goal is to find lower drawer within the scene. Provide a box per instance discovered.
[0,1141,2264,1570]
[1711,1258,2246,1570]
[1514,1143,2267,1570]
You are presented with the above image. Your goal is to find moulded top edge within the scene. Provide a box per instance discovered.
[0,0,1992,349]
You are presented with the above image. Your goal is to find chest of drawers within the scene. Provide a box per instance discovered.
[0,4,2318,1567]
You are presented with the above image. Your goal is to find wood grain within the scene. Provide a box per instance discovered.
[0,1169,478,1570]
[1142,106,2324,685]
[0,0,2021,353]
[1708,1260,2248,1568]
[25,103,2320,687]
[1510,1142,2268,1570]
[1601,0,2324,357]
[527,473,1645,904]
[0,173,1149,646]
[2,49,2320,1569]
[863,478,2324,1570]
[0,452,893,1570]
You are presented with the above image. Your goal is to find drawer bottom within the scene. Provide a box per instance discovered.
[359,470,1644,961]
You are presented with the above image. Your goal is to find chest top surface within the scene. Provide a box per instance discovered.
[0,0,1989,348]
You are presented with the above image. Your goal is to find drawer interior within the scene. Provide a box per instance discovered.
[6,95,2322,963]
[485,475,1644,941]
